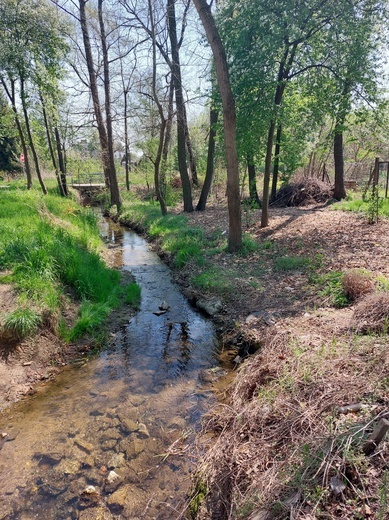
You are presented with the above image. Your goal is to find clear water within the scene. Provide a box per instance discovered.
[0,221,221,519]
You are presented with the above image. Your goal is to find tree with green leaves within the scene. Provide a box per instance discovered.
[0,0,68,193]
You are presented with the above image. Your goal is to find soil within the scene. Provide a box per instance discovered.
[2,203,389,411]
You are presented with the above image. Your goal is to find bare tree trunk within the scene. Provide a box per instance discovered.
[148,0,167,216]
[1,78,33,189]
[98,0,121,211]
[123,88,130,191]
[20,77,47,195]
[261,119,275,227]
[247,155,260,206]
[40,93,65,196]
[196,106,218,211]
[270,124,282,202]
[78,0,110,189]
[192,0,242,252]
[183,103,198,186]
[333,125,346,200]
[161,77,175,197]
[54,126,68,195]
[167,0,193,212]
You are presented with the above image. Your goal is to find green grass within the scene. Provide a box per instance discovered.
[0,185,139,344]
[123,282,141,308]
[191,267,234,296]
[312,271,350,308]
[274,255,311,271]
[336,192,389,220]
[2,308,42,340]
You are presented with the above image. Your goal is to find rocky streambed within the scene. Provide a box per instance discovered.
[0,220,227,519]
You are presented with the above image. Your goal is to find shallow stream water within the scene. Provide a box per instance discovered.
[0,220,223,519]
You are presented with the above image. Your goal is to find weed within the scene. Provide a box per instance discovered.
[2,308,41,340]
[191,267,233,295]
[314,271,350,307]
[274,255,311,271]
[123,283,141,309]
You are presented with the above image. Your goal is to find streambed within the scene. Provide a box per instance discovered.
[0,220,223,519]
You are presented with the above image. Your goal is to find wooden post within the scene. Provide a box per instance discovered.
[363,418,389,455]
[385,162,389,199]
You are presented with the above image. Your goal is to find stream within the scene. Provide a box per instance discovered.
[0,220,224,519]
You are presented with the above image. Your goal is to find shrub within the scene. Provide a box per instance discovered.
[352,292,389,334]
[342,269,374,302]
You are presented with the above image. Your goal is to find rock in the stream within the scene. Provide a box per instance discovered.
[79,485,101,508]
[106,484,132,511]
[78,506,113,520]
[75,438,94,454]
[107,452,125,469]
[104,470,123,493]
[137,423,150,439]
[159,301,170,310]
[196,298,223,316]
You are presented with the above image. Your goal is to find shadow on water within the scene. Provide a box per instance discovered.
[0,218,225,519]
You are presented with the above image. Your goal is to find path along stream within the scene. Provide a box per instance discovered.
[0,219,225,519]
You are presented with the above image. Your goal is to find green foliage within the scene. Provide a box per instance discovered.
[0,187,139,344]
[189,479,207,519]
[123,282,141,309]
[274,255,311,271]
[314,271,350,308]
[240,234,259,256]
[191,267,233,296]
[2,307,41,340]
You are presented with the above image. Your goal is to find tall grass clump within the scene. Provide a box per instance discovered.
[0,187,136,344]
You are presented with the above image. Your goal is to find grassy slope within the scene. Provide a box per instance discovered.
[0,185,140,345]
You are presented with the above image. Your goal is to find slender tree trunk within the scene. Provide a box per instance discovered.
[161,77,175,197]
[20,77,47,194]
[270,124,282,202]
[54,126,68,195]
[333,123,346,200]
[196,106,218,211]
[192,0,242,252]
[247,155,260,206]
[183,103,198,186]
[1,78,33,188]
[98,0,121,211]
[40,94,65,196]
[78,0,110,190]
[148,0,167,216]
[167,0,193,212]
[261,120,275,227]
[123,89,130,191]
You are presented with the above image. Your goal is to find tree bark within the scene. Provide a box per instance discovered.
[54,126,68,196]
[192,0,242,252]
[247,155,260,206]
[167,0,193,212]
[20,77,47,195]
[78,0,112,192]
[40,93,65,196]
[270,124,282,202]
[333,124,346,200]
[148,0,167,216]
[98,0,121,211]
[1,78,32,189]
[196,106,218,211]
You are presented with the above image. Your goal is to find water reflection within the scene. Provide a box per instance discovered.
[0,219,222,519]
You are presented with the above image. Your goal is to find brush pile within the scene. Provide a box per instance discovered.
[272,177,334,207]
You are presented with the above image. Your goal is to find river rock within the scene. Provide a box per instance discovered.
[159,301,170,310]
[104,470,123,493]
[75,439,94,454]
[56,458,81,475]
[106,484,132,512]
[117,415,138,433]
[137,423,150,439]
[107,452,125,469]
[122,437,144,459]
[100,438,118,451]
[196,298,223,316]
[78,506,113,520]
[79,485,100,508]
